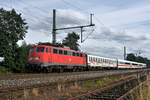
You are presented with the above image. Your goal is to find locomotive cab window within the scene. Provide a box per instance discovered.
[53,49,58,54]
[36,47,45,52]
[89,57,91,61]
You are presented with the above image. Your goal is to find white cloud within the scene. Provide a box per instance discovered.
[99,4,150,28]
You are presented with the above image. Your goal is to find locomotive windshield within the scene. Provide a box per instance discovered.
[36,47,45,52]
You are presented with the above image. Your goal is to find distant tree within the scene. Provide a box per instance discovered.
[126,53,150,68]
[62,32,80,51]
[126,53,136,61]
[136,56,145,63]
[14,41,31,72]
[0,8,28,71]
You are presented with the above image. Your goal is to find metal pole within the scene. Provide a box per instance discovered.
[52,9,56,44]
[81,27,83,43]
[124,46,126,60]
[90,14,93,25]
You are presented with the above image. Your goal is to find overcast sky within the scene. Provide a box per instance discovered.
[1,0,150,59]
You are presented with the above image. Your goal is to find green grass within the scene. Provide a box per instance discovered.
[82,76,121,90]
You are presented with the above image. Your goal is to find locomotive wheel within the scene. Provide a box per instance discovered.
[43,68,48,73]
[59,68,64,73]
[72,67,76,72]
[48,68,53,72]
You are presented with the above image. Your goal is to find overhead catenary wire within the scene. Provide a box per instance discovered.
[1,0,111,42]
[60,0,113,41]
[61,0,108,27]
[58,0,95,42]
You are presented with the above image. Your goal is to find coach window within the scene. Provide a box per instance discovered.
[93,57,95,62]
[90,57,92,61]
[109,60,111,64]
[59,50,63,54]
[102,59,104,63]
[98,59,100,63]
[95,58,96,62]
[108,60,109,64]
[64,50,68,55]
[99,58,101,63]
[93,57,95,61]
[106,60,108,63]
[76,53,80,56]
[75,53,77,56]
[73,52,75,56]
[53,49,58,54]
[89,57,91,61]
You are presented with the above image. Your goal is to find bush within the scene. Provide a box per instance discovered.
[0,66,8,74]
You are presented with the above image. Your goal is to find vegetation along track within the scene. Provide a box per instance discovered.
[73,74,147,100]
[0,69,148,93]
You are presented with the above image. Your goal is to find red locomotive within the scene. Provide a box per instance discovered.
[27,44,87,72]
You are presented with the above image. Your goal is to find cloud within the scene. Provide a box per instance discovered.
[26,9,88,33]
[99,4,150,28]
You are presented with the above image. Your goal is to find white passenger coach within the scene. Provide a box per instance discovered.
[88,55,117,68]
[87,55,146,69]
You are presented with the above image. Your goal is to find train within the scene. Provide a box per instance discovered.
[27,44,146,72]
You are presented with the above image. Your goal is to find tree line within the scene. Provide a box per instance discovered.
[126,53,150,67]
[0,8,28,73]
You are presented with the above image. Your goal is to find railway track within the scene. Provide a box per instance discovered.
[73,73,147,100]
[0,69,148,93]
[0,69,146,80]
